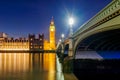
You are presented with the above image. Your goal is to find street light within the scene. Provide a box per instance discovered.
[69,17,74,26]
[61,34,64,38]
[69,17,74,37]
[61,33,64,42]
[59,39,61,42]
[68,17,74,56]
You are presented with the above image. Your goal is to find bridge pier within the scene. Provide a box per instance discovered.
[62,37,74,73]
[68,37,73,57]
[63,56,73,73]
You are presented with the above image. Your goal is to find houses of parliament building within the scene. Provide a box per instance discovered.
[0,18,56,51]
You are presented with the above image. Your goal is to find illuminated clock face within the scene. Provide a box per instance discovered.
[51,28,54,31]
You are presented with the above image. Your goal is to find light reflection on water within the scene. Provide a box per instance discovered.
[0,53,64,80]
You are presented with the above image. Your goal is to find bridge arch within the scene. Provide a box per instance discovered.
[57,43,64,53]
[74,24,120,57]
[64,44,69,55]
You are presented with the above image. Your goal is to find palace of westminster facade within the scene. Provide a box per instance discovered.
[0,18,56,51]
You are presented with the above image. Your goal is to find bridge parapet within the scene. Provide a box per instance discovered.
[64,39,69,44]
[73,0,120,38]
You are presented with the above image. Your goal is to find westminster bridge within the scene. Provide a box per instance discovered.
[56,0,120,79]
[57,0,120,58]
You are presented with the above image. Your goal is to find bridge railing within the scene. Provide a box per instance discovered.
[73,0,120,38]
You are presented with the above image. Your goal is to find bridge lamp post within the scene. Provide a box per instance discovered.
[59,39,61,42]
[68,17,74,57]
[57,39,61,47]
[61,33,65,54]
[69,17,74,37]
[61,33,64,42]
[58,39,62,44]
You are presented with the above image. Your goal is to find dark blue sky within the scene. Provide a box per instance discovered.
[0,0,112,40]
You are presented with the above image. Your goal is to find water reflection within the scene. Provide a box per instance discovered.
[0,53,29,73]
[0,53,64,80]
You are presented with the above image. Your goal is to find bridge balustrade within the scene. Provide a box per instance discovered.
[73,0,120,38]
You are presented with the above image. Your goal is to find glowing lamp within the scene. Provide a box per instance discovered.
[61,34,64,38]
[59,39,61,42]
[69,17,74,26]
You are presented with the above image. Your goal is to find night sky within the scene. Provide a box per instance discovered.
[0,0,112,41]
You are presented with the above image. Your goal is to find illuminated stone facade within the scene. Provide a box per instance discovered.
[44,40,50,50]
[0,34,44,51]
[0,18,56,51]
[29,34,44,50]
[0,38,29,50]
[44,18,56,50]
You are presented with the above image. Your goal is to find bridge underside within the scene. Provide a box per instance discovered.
[76,29,120,51]
[64,44,69,54]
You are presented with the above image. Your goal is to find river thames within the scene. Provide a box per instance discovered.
[0,53,64,80]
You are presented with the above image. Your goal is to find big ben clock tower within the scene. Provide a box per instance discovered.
[49,17,56,50]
